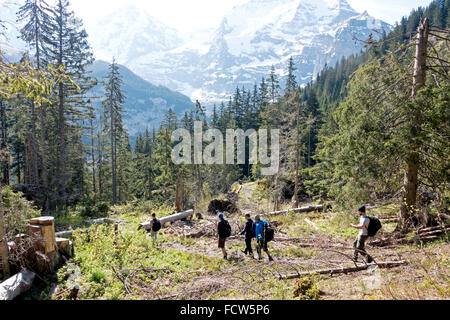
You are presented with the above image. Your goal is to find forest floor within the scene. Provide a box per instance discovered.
[27,183,449,300]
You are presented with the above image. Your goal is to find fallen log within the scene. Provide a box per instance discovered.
[274,237,347,248]
[417,227,449,238]
[279,261,407,279]
[262,205,324,217]
[139,209,194,231]
[55,218,125,238]
[379,217,399,223]
[370,227,449,247]
[0,270,36,300]
[418,224,450,234]
[85,218,121,226]
[304,218,320,231]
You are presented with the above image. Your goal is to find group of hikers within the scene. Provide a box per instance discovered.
[217,212,274,261]
[147,204,380,263]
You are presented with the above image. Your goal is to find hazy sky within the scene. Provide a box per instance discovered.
[1,0,436,32]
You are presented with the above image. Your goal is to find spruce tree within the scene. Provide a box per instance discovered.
[102,59,125,205]
[286,57,297,94]
[268,65,280,104]
[46,0,94,208]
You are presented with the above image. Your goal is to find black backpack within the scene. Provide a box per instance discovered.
[152,219,161,232]
[367,216,382,237]
[265,225,275,242]
[222,220,232,238]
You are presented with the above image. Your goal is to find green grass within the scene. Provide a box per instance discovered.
[55,223,227,299]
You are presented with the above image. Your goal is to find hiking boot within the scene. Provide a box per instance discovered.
[268,256,274,262]
[224,255,228,260]
[241,250,247,255]
[367,256,373,263]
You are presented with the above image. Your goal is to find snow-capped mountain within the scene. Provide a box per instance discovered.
[83,5,183,66]
[0,0,26,50]
[122,0,391,106]
[1,0,392,110]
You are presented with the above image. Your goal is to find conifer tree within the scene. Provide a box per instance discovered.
[102,59,125,205]
[286,57,297,94]
[268,65,280,104]
[46,0,94,208]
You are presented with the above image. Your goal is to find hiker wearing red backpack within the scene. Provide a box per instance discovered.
[350,205,374,263]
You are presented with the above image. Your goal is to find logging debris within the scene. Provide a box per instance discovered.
[279,261,407,279]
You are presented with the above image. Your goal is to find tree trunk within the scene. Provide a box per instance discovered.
[26,134,37,185]
[262,204,324,217]
[97,130,103,201]
[175,170,183,212]
[34,17,48,213]
[0,270,36,300]
[147,148,152,200]
[0,99,9,185]
[273,150,281,212]
[0,190,10,279]
[90,117,96,204]
[280,261,407,279]
[111,103,117,205]
[139,209,194,230]
[39,103,49,214]
[292,101,301,208]
[30,102,38,186]
[398,18,429,232]
[196,164,205,200]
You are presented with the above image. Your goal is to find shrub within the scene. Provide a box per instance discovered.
[293,276,321,300]
[1,186,40,241]
[80,202,109,218]
[90,270,106,283]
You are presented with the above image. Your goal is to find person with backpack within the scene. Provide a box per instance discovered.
[217,213,231,260]
[240,214,255,257]
[149,213,161,245]
[254,215,274,262]
[350,205,373,263]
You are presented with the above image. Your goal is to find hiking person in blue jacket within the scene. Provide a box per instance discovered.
[350,205,373,263]
[217,213,231,260]
[240,214,255,257]
[254,215,273,261]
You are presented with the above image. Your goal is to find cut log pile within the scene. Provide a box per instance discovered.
[279,261,407,279]
[370,224,449,247]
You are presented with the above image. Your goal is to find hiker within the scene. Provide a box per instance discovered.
[149,213,161,244]
[217,212,231,259]
[240,214,255,257]
[254,215,273,261]
[350,205,373,263]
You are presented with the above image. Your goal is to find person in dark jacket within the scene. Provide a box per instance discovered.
[240,214,254,257]
[350,205,373,263]
[148,213,159,244]
[255,215,273,261]
[217,213,229,259]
